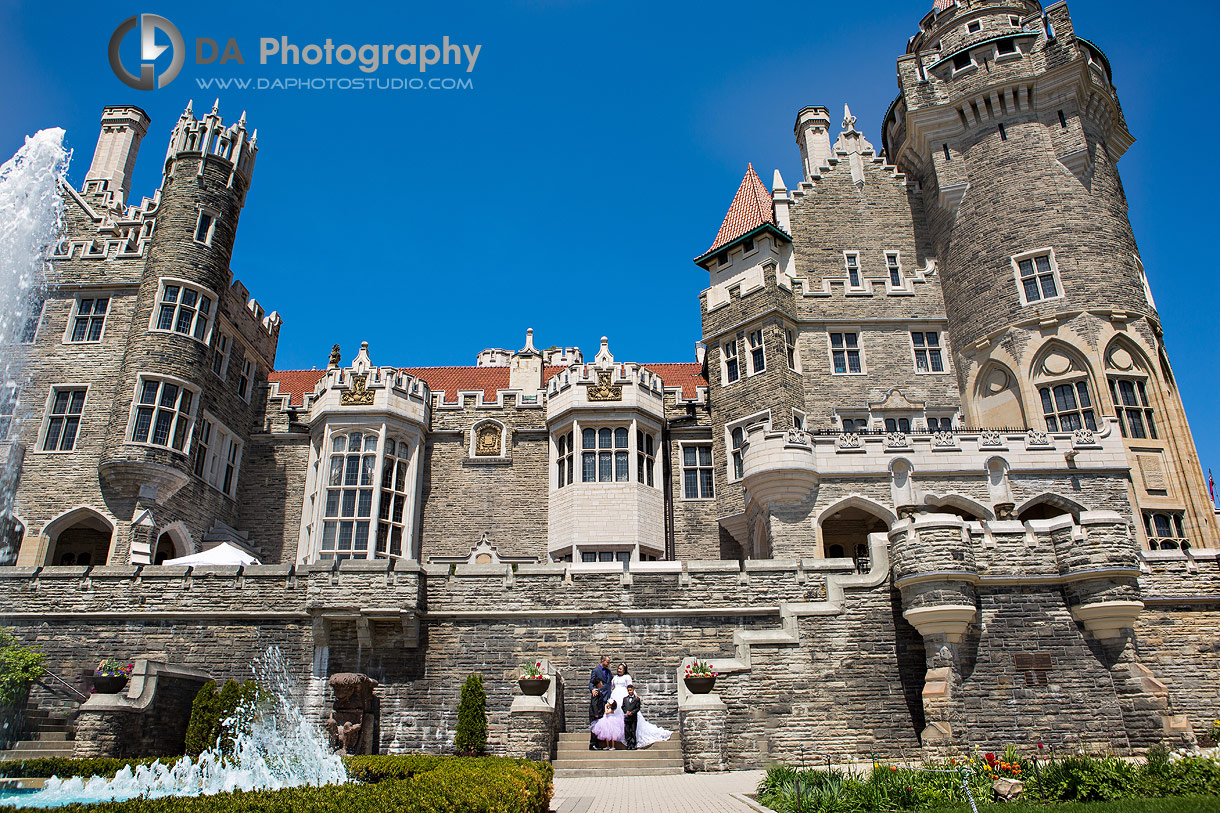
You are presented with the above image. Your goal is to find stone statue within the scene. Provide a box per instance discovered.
[328,344,342,368]
[327,672,379,755]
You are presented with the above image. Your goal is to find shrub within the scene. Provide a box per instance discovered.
[0,755,553,813]
[454,673,487,755]
[0,757,167,779]
[184,681,220,757]
[182,679,264,757]
[0,628,44,708]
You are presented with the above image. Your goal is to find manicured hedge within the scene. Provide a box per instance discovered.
[0,755,552,813]
[0,757,167,779]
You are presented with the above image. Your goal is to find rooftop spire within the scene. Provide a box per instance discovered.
[699,163,775,260]
[843,104,858,132]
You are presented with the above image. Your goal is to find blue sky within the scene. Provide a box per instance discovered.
[2,0,1218,484]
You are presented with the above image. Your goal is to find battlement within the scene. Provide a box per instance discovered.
[163,100,258,199]
[545,358,668,422]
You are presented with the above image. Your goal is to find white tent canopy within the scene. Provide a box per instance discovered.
[163,542,260,567]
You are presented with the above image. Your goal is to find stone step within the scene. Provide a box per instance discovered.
[553,766,685,778]
[0,746,75,761]
[557,731,680,742]
[25,732,71,742]
[556,743,681,757]
[553,756,685,769]
[2,740,77,754]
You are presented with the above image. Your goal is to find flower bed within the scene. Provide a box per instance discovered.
[0,755,553,813]
[757,748,1220,812]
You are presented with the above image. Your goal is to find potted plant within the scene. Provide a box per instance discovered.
[684,659,719,694]
[518,661,550,696]
[93,658,134,694]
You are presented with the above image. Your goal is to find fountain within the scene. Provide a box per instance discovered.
[3,648,349,808]
[0,128,69,565]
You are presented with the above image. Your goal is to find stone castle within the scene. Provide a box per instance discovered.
[2,0,1218,767]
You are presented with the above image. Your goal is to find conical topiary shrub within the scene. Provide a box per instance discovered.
[184,680,219,756]
[454,673,487,755]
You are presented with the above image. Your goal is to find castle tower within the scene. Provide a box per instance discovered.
[883,0,1217,549]
[82,106,151,209]
[98,101,261,563]
[696,165,807,558]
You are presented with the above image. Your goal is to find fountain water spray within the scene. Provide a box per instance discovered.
[0,129,70,564]
[12,647,349,808]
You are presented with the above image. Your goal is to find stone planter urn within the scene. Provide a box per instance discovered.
[92,675,128,694]
[518,677,550,696]
[684,676,716,695]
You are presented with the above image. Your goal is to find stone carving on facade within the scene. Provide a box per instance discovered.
[328,344,341,368]
[836,432,861,450]
[341,373,374,406]
[1073,429,1097,448]
[979,430,1004,448]
[787,429,811,446]
[475,423,502,457]
[1025,429,1052,448]
[885,432,909,449]
[931,431,957,448]
[586,369,623,402]
[327,673,379,756]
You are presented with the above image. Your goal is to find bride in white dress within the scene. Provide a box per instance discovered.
[608,662,672,748]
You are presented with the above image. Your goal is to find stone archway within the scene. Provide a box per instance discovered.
[43,507,114,566]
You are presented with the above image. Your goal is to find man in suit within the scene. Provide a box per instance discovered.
[589,655,612,750]
[621,683,641,750]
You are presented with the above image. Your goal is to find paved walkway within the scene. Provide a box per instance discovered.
[552,770,771,813]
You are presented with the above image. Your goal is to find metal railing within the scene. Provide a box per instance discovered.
[38,667,88,703]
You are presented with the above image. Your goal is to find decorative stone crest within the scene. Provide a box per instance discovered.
[475,423,502,456]
[341,373,375,406]
[836,432,861,450]
[586,369,623,402]
[931,431,957,448]
[1025,429,1052,448]
[885,432,909,449]
[979,430,1003,447]
[787,429,811,446]
[1072,429,1097,448]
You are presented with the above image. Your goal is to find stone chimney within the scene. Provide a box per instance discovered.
[84,105,151,208]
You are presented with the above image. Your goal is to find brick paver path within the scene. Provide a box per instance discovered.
[552,770,770,813]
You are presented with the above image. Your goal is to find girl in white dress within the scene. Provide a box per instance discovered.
[609,662,672,748]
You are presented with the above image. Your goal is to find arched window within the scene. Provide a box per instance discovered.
[1032,345,1097,432]
[1144,511,1187,550]
[1038,382,1096,432]
[321,431,377,560]
[581,426,628,483]
[154,533,177,565]
[1105,342,1159,440]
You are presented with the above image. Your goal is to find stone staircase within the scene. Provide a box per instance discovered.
[0,705,77,762]
[551,731,684,778]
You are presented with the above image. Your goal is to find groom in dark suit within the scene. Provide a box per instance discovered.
[588,655,612,750]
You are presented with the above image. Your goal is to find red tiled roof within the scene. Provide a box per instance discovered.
[403,366,509,404]
[933,0,955,11]
[700,163,774,259]
[268,362,707,406]
[641,363,707,401]
[267,369,325,407]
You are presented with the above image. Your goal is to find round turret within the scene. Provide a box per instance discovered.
[99,102,259,518]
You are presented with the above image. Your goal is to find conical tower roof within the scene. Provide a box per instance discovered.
[697,163,783,263]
